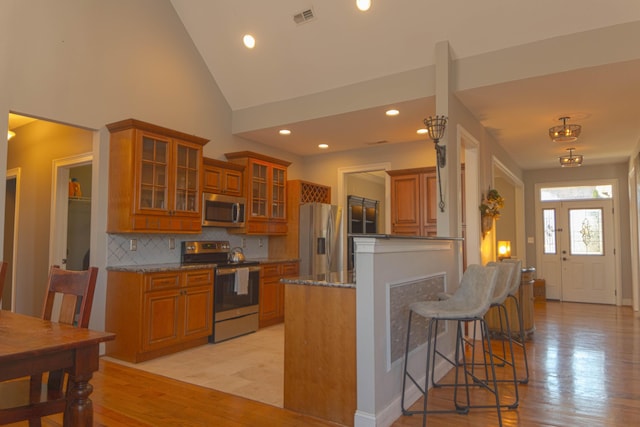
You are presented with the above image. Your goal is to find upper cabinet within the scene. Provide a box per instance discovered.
[387,166,465,237]
[202,157,244,197]
[107,119,208,234]
[387,167,437,236]
[225,151,291,235]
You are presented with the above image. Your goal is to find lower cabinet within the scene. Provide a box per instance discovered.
[106,268,213,363]
[259,262,299,328]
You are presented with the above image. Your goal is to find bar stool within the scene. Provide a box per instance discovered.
[432,262,520,410]
[401,264,502,427]
[501,258,530,384]
[475,262,520,409]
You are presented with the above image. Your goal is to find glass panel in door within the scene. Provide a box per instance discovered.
[251,163,267,217]
[140,136,167,210]
[568,208,603,255]
[271,167,286,219]
[543,208,557,254]
[174,144,199,212]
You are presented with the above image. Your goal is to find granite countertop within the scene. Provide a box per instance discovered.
[106,258,300,273]
[348,233,464,241]
[281,270,355,289]
[249,258,300,265]
[106,263,218,273]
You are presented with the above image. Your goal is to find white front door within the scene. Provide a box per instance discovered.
[539,199,616,304]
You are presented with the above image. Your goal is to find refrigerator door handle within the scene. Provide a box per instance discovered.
[326,212,334,271]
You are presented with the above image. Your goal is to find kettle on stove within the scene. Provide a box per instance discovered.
[229,247,246,263]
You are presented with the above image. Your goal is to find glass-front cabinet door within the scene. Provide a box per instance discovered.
[139,135,168,211]
[174,142,200,214]
[251,161,268,217]
[271,166,286,219]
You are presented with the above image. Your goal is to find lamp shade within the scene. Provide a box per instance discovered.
[498,240,511,259]
[549,116,581,143]
[559,148,583,167]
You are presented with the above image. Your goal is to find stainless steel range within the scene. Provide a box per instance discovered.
[181,241,260,343]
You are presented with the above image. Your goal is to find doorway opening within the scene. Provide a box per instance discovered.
[535,181,619,304]
[338,163,391,271]
[50,156,93,270]
[5,113,94,316]
[3,169,19,311]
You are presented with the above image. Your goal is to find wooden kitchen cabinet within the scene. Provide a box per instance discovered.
[202,157,244,196]
[388,167,437,236]
[388,166,465,237]
[225,151,291,235]
[105,268,214,363]
[107,119,208,234]
[259,261,299,328]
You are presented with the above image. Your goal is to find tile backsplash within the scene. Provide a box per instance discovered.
[107,229,269,266]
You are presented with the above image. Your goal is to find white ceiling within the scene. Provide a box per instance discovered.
[167,0,640,170]
[12,2,640,172]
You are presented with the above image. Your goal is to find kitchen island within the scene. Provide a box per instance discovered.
[282,271,356,426]
[282,235,463,427]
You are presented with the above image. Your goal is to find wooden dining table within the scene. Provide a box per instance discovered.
[0,310,115,426]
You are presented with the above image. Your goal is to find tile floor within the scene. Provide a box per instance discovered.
[103,323,285,407]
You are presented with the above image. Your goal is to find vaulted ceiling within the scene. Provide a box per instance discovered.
[170,1,640,170]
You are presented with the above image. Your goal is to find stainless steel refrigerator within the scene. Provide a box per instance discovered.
[299,203,343,276]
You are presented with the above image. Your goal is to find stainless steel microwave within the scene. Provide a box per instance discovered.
[202,193,246,227]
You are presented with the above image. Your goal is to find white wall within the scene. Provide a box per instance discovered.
[0,0,301,330]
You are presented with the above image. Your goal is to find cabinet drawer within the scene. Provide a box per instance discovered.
[262,264,281,277]
[282,263,299,276]
[145,273,180,291]
[184,269,213,287]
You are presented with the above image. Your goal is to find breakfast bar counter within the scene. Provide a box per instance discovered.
[282,234,463,427]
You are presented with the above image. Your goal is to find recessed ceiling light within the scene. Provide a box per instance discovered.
[279,129,291,135]
[417,129,428,135]
[318,143,329,149]
[385,109,399,116]
[243,34,256,49]
[356,0,371,11]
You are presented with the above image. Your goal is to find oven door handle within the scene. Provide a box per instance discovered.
[216,266,261,276]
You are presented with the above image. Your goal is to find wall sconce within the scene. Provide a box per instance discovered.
[7,130,15,140]
[497,240,511,260]
[423,115,448,212]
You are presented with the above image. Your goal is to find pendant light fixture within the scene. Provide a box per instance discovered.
[423,115,448,212]
[559,148,583,167]
[549,116,582,143]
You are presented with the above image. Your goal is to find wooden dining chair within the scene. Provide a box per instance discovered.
[0,265,99,427]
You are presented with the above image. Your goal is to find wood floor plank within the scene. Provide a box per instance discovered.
[4,301,640,426]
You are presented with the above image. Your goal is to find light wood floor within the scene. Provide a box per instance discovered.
[9,301,640,426]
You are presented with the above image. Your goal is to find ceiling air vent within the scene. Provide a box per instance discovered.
[293,8,315,24]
